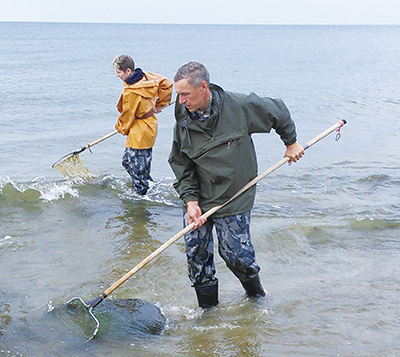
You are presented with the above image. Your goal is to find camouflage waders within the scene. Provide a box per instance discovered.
[122,147,153,195]
[184,211,265,307]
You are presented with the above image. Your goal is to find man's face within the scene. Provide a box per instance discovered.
[115,68,131,82]
[174,78,209,112]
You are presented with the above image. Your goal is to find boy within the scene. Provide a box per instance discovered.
[113,55,173,195]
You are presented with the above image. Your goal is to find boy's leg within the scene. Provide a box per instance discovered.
[122,148,153,195]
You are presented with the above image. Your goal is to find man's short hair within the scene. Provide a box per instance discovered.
[174,61,210,88]
[113,55,135,72]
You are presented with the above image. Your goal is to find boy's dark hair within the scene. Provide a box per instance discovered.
[113,55,135,72]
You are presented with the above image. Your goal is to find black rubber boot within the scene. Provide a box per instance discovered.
[194,280,219,308]
[241,275,266,297]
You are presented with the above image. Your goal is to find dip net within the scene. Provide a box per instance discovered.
[53,154,95,180]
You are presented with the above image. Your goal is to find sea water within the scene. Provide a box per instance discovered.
[1,22,400,356]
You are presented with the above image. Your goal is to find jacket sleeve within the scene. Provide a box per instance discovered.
[243,93,297,146]
[168,126,199,203]
[155,76,173,108]
[115,91,140,135]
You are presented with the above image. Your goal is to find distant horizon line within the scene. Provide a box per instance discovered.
[1,20,399,26]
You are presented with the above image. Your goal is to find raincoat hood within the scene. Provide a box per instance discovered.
[122,71,168,100]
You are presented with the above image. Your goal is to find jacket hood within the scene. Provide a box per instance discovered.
[122,71,164,100]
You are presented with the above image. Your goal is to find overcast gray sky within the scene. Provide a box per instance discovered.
[1,0,399,24]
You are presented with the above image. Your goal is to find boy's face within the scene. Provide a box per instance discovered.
[115,68,132,82]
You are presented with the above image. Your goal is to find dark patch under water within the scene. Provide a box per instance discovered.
[0,298,166,356]
[48,298,166,340]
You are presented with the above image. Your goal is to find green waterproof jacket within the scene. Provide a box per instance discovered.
[168,84,297,217]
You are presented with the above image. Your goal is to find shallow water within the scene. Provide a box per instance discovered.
[1,23,400,356]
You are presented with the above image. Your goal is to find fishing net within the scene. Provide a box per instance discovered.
[48,298,166,341]
[53,154,95,180]
[64,297,100,339]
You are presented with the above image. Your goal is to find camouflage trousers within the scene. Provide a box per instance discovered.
[183,211,261,287]
[122,148,153,195]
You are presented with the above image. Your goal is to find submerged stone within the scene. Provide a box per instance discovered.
[95,299,166,336]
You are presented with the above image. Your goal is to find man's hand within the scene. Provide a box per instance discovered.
[186,201,207,228]
[284,142,305,165]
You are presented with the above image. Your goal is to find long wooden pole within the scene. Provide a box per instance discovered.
[89,119,347,308]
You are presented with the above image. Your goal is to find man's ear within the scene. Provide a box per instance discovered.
[200,80,209,91]
[126,68,133,76]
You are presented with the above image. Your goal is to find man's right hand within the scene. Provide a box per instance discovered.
[186,201,207,228]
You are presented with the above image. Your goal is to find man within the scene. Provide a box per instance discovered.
[113,55,173,195]
[168,61,304,308]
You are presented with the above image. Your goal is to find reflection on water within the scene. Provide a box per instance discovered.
[107,199,154,256]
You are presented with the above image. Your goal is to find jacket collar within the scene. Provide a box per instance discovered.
[125,68,144,85]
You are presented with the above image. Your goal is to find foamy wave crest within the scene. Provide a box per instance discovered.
[0,176,79,202]
[1,175,181,205]
[105,175,180,207]
[33,179,80,201]
[0,235,13,247]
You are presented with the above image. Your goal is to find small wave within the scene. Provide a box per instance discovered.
[385,98,400,105]
[0,235,14,248]
[351,217,400,230]
[359,174,391,183]
[0,176,79,203]
[192,322,240,332]
[104,175,180,207]
[0,175,180,206]
[162,304,203,322]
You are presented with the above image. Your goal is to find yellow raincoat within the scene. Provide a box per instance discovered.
[115,71,173,148]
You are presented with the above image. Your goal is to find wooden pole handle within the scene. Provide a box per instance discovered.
[101,119,347,298]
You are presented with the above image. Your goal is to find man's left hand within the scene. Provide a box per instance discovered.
[284,142,305,165]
